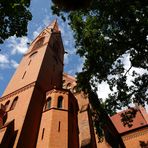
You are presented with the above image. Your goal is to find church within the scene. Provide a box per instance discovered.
[0,20,148,148]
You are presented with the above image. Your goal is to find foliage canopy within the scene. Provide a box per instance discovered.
[0,0,32,43]
[52,0,148,139]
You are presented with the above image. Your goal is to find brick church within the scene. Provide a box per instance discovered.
[0,20,148,148]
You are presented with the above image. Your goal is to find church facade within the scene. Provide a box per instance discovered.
[0,20,148,148]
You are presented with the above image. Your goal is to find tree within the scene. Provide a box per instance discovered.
[52,0,92,10]
[0,0,32,43]
[52,0,148,140]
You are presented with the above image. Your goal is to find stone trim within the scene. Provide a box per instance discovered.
[43,107,68,113]
[46,89,69,96]
[79,104,88,113]
[122,127,148,141]
[0,82,36,102]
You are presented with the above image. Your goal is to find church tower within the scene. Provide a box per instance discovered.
[36,89,79,148]
[0,20,79,148]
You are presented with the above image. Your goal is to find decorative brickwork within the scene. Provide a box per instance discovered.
[123,127,148,141]
[0,82,35,102]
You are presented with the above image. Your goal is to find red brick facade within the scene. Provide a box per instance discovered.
[0,20,148,148]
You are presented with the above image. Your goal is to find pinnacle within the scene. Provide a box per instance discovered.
[46,19,59,32]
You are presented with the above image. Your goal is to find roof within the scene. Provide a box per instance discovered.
[63,73,76,82]
[63,73,77,89]
[111,107,148,134]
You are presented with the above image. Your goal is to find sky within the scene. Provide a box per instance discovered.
[0,0,147,111]
[0,0,84,96]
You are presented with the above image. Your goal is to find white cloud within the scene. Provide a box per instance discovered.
[10,60,19,69]
[122,54,148,85]
[76,58,84,73]
[0,63,9,69]
[97,53,148,100]
[32,15,52,39]
[97,81,111,100]
[7,36,29,55]
[33,26,42,39]
[0,54,10,69]
[59,20,76,55]
[76,63,83,73]
[0,54,19,69]
[43,15,50,26]
[122,54,131,69]
[64,54,69,65]
[0,54,9,64]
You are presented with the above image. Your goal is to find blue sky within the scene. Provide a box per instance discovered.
[0,0,84,96]
[0,0,147,111]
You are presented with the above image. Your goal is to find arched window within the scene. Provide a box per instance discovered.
[62,80,65,84]
[66,83,71,89]
[72,86,77,93]
[46,97,52,110]
[10,97,18,110]
[5,100,10,111]
[57,96,63,109]
[62,80,66,88]
[0,104,5,112]
[29,51,38,58]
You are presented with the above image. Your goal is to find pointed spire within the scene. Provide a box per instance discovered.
[28,20,60,48]
[46,19,59,32]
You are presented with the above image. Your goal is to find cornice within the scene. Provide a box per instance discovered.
[0,82,36,102]
[46,89,69,96]
[122,127,148,141]
[43,107,68,113]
